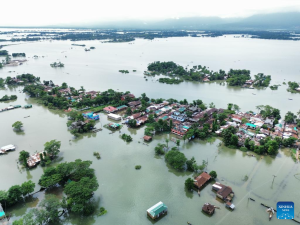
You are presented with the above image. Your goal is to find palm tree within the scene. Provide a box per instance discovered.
[297,110,300,118]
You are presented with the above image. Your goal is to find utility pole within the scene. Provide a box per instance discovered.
[272,175,277,184]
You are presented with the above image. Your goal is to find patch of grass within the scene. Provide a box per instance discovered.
[98,207,107,216]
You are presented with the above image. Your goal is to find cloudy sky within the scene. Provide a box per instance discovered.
[1,0,300,26]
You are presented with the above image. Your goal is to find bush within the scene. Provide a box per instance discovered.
[240,147,248,152]
[209,171,217,179]
[135,165,141,170]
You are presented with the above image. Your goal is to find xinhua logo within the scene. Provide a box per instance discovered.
[277,202,294,219]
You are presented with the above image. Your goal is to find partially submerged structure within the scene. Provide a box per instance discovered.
[108,113,121,121]
[202,203,215,215]
[212,182,234,202]
[146,201,168,220]
[0,144,16,154]
[194,172,211,189]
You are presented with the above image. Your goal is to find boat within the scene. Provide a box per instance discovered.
[252,93,256,95]
[288,98,293,100]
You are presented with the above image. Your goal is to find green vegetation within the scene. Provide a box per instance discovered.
[226,69,251,86]
[0,94,17,101]
[119,70,129,73]
[154,143,167,155]
[50,62,64,68]
[270,85,279,90]
[98,207,108,216]
[133,70,136,72]
[93,152,101,159]
[38,159,99,215]
[158,78,184,84]
[12,121,23,131]
[135,165,142,170]
[209,171,217,179]
[44,139,61,158]
[121,133,132,142]
[285,111,296,123]
[165,149,187,170]
[12,53,26,57]
[185,178,194,190]
[71,44,85,47]
[5,73,40,85]
[0,181,35,207]
[253,73,271,87]
[287,81,300,93]
[90,46,95,49]
[0,63,3,69]
[0,50,8,56]
[256,105,281,119]
[19,150,30,167]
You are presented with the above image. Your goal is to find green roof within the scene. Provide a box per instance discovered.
[147,202,168,217]
[246,123,256,128]
[117,105,128,109]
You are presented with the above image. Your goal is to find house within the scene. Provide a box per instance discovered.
[231,114,242,123]
[143,135,152,142]
[82,112,99,120]
[245,80,254,85]
[246,123,257,129]
[170,111,187,122]
[0,144,16,154]
[194,172,211,189]
[0,203,5,219]
[85,90,99,96]
[146,202,168,220]
[116,105,128,111]
[202,203,215,215]
[226,202,235,210]
[128,100,141,107]
[203,78,210,82]
[70,121,86,129]
[108,113,122,121]
[121,93,135,101]
[264,118,274,128]
[108,123,121,129]
[212,182,234,202]
[103,106,117,113]
[27,152,45,168]
[171,124,189,136]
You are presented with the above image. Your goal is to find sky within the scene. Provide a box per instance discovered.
[1,0,300,26]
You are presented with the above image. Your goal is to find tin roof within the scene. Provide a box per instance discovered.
[147,202,167,217]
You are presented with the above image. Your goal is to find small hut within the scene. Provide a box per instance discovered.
[147,201,168,220]
[202,203,215,215]
[143,135,152,142]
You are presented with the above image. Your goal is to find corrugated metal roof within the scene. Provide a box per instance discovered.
[147,202,167,217]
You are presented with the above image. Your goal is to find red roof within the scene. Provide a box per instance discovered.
[194,172,211,189]
[103,106,117,112]
[143,135,152,141]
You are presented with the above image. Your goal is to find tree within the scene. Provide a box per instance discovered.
[285,111,296,124]
[148,114,155,123]
[64,177,99,214]
[165,139,169,148]
[230,134,239,147]
[12,121,23,131]
[126,107,132,115]
[7,185,23,205]
[165,149,187,170]
[128,119,137,127]
[44,140,61,157]
[186,157,196,172]
[19,150,30,167]
[21,180,35,197]
[176,140,180,149]
[209,171,217,179]
[38,194,61,223]
[222,127,236,146]
[209,102,215,108]
[233,104,240,112]
[185,178,194,191]
[155,143,166,155]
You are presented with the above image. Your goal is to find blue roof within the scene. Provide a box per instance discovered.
[183,126,189,129]
[246,123,256,128]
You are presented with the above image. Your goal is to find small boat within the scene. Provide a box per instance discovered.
[252,93,256,95]
[288,98,293,100]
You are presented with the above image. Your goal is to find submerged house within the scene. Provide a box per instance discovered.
[212,182,234,202]
[0,144,16,154]
[27,152,45,168]
[103,106,117,113]
[194,172,211,189]
[146,201,168,220]
[0,203,5,220]
[82,112,99,120]
[202,203,215,215]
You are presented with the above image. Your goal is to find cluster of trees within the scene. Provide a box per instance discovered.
[0,94,17,101]
[253,73,271,87]
[121,133,132,142]
[0,181,35,207]
[285,111,297,124]
[0,50,8,56]
[119,70,129,73]
[0,62,2,68]
[38,159,99,215]
[13,194,61,225]
[12,53,26,57]
[158,78,183,84]
[256,105,281,120]
[287,81,299,92]
[144,118,173,136]
[67,110,96,136]
[226,69,251,86]
[50,62,64,68]
[5,74,39,85]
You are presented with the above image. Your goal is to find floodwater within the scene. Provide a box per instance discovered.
[0,36,300,225]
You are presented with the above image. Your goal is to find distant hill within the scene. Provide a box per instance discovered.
[81,12,300,30]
